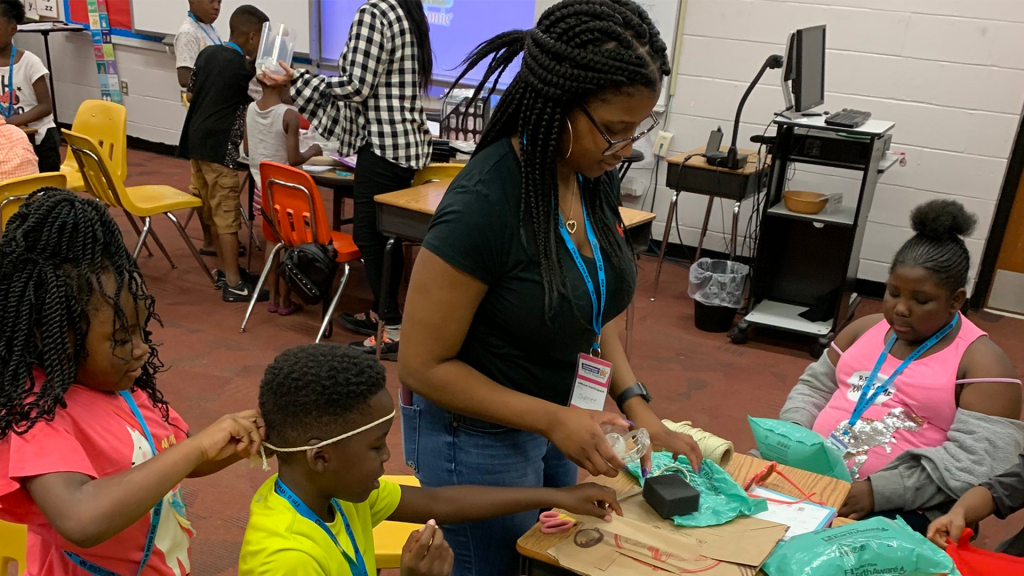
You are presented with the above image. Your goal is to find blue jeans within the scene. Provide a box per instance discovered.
[400,393,578,576]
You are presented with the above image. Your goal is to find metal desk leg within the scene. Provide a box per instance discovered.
[333,188,343,231]
[730,200,741,260]
[650,190,680,302]
[42,32,58,125]
[695,196,714,263]
[375,237,396,360]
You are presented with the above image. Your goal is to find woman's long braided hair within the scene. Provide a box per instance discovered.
[449,0,670,318]
[0,189,168,439]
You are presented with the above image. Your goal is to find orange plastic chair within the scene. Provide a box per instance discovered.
[59,100,128,193]
[372,475,423,569]
[0,173,67,235]
[0,519,26,575]
[412,163,463,187]
[63,129,214,286]
[240,162,360,342]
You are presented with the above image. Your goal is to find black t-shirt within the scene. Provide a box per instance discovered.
[177,45,252,168]
[422,138,637,406]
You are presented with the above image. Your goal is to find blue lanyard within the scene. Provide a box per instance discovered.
[846,314,960,431]
[274,479,369,576]
[188,12,222,47]
[224,41,243,56]
[4,45,15,119]
[557,175,606,354]
[64,392,164,576]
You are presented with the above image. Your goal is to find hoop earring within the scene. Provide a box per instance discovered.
[561,118,574,162]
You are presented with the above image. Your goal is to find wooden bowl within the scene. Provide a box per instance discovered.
[783,191,827,214]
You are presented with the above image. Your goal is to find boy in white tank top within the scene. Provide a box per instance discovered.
[243,76,322,315]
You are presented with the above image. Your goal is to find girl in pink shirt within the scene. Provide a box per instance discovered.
[782,199,1021,532]
[0,190,264,576]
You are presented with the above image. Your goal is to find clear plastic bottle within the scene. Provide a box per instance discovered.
[603,425,651,465]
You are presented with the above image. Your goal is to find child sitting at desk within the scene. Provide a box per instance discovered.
[240,343,621,575]
[178,4,267,303]
[243,74,323,315]
[780,199,1023,533]
[0,0,59,172]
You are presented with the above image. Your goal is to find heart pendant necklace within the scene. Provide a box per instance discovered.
[563,178,578,235]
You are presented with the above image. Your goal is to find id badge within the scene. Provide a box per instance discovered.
[826,431,850,455]
[569,353,613,410]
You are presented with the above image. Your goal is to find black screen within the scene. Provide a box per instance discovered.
[794,25,825,112]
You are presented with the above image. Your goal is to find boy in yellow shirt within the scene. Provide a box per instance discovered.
[241,344,621,575]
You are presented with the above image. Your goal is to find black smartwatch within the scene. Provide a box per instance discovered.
[615,381,652,412]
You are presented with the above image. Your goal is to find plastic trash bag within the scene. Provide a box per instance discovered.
[627,452,768,527]
[749,417,852,482]
[688,258,749,308]
[762,516,960,576]
[946,528,1024,575]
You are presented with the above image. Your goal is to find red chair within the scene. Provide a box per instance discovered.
[240,162,360,342]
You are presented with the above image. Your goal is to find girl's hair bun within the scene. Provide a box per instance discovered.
[909,199,977,240]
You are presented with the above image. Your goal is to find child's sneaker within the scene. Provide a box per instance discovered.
[223,277,269,303]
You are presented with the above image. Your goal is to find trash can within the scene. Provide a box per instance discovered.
[688,258,749,333]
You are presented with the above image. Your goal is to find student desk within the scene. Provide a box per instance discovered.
[516,452,852,576]
[373,178,657,359]
[307,168,355,229]
[19,127,37,136]
[653,147,767,301]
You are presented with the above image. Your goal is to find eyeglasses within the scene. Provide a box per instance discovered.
[580,105,660,156]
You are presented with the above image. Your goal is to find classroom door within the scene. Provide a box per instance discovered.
[986,168,1024,315]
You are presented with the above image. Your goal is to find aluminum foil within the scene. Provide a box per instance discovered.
[832,407,925,479]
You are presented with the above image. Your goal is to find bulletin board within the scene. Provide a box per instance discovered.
[62,0,161,41]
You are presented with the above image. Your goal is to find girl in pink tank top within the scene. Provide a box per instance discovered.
[786,199,1021,528]
[813,313,987,478]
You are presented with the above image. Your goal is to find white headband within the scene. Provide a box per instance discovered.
[258,409,396,471]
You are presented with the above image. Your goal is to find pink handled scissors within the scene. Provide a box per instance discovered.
[539,511,576,534]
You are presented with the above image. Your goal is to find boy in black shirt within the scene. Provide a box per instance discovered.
[178,4,267,302]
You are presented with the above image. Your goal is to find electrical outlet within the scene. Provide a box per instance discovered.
[653,131,673,157]
[120,80,129,96]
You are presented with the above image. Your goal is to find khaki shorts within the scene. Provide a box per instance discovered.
[190,159,241,234]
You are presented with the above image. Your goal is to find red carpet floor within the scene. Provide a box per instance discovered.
[79,149,1024,574]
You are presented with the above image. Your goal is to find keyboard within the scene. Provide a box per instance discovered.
[824,108,872,129]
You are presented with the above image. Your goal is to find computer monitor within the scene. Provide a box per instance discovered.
[781,25,826,113]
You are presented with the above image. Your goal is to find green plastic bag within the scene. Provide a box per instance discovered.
[762,516,960,576]
[749,417,852,482]
[626,451,768,527]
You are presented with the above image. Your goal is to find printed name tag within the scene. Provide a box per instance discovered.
[569,353,613,410]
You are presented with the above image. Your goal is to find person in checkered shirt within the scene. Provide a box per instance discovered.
[0,115,38,182]
[261,0,433,361]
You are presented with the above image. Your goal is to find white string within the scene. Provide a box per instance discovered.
[257,410,396,471]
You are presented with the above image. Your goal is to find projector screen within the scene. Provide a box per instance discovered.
[321,0,536,88]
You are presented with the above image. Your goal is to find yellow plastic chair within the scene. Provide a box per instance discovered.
[59,101,128,193]
[412,163,464,187]
[0,519,26,576]
[0,172,67,235]
[373,475,423,569]
[63,129,214,286]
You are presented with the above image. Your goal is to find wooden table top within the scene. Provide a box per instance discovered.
[375,178,656,230]
[517,452,851,575]
[19,126,37,135]
[307,167,355,183]
[665,145,768,176]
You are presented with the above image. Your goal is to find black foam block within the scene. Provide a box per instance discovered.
[642,474,701,519]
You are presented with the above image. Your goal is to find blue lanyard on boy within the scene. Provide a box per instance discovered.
[4,45,15,119]
[224,41,243,56]
[557,174,606,355]
[63,392,164,576]
[274,478,369,576]
[188,12,222,47]
[845,314,960,432]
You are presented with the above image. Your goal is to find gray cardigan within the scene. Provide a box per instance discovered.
[780,353,1024,521]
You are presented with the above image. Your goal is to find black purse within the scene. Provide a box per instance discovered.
[278,242,339,306]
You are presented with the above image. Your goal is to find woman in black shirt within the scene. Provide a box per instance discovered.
[398,2,702,575]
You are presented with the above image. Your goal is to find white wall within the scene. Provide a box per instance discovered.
[622,0,1024,286]
[16,30,188,146]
